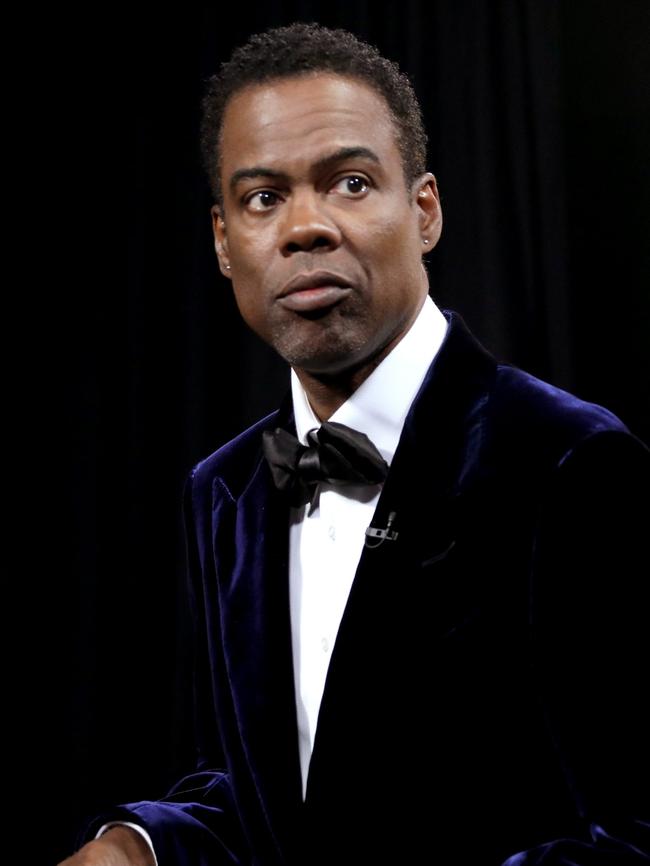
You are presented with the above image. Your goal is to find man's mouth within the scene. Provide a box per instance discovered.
[277,271,352,313]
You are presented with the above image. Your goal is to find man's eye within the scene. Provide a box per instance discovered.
[245,190,280,211]
[331,175,370,196]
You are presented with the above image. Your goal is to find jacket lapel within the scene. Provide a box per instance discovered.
[372,311,494,554]
[212,406,303,861]
[342,310,496,631]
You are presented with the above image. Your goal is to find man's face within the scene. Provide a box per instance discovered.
[212,73,442,376]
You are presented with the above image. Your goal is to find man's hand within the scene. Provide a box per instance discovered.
[57,826,155,866]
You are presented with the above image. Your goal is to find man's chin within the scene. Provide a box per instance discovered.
[269,318,382,377]
[282,345,378,379]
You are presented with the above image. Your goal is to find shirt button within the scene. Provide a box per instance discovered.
[321,638,329,653]
[328,525,336,540]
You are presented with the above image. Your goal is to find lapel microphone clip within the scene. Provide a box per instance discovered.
[365,511,398,548]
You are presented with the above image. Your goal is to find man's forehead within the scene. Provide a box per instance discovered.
[220,74,399,175]
[224,71,389,121]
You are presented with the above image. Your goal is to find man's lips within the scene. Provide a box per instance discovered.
[277,271,352,313]
[278,285,351,312]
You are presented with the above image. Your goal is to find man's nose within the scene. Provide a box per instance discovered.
[279,191,342,255]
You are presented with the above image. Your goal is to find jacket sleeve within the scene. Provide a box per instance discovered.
[84,467,249,866]
[502,429,650,865]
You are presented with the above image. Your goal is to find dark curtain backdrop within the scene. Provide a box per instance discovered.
[43,2,648,862]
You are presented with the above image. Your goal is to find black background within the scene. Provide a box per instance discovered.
[37,2,648,862]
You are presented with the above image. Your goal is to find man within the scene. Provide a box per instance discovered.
[62,23,649,866]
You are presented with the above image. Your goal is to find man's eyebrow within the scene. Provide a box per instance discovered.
[229,166,287,191]
[312,146,381,173]
[229,147,381,192]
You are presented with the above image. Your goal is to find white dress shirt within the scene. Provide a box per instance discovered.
[288,295,448,796]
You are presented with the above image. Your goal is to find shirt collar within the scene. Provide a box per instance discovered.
[290,295,448,466]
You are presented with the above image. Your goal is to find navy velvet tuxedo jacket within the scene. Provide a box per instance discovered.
[99,311,649,865]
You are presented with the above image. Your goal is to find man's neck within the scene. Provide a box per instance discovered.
[292,298,428,421]
[293,362,381,421]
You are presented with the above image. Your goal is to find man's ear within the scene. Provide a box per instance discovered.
[412,172,443,252]
[211,204,231,278]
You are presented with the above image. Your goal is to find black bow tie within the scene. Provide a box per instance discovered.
[262,421,389,506]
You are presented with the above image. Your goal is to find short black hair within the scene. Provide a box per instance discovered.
[200,23,428,206]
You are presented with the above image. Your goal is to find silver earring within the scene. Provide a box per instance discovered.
[423,239,429,245]
[224,264,231,270]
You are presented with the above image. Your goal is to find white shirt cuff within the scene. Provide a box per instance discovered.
[96,821,159,866]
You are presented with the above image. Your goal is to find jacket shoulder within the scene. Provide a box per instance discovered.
[467,363,648,527]
[439,310,633,456]
[479,364,649,484]
[491,363,630,446]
